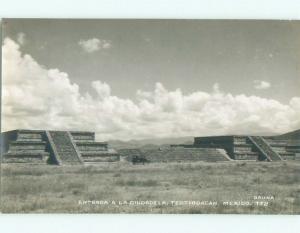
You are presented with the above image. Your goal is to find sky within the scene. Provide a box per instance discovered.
[2,19,300,140]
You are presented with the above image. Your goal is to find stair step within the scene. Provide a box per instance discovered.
[268,143,287,147]
[81,151,118,157]
[4,151,49,158]
[17,133,43,140]
[279,152,295,156]
[286,149,300,153]
[6,150,49,154]
[3,157,47,163]
[10,141,46,144]
[234,151,258,155]
[3,151,48,163]
[48,131,82,164]
[9,141,47,151]
[16,138,43,142]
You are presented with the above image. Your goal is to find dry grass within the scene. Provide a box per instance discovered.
[1,161,299,213]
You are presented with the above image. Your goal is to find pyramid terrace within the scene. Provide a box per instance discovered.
[1,129,300,164]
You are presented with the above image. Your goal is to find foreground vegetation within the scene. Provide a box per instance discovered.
[1,161,299,213]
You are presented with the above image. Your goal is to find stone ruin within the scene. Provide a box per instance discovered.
[1,129,300,164]
[175,135,300,161]
[1,129,118,164]
[118,132,300,163]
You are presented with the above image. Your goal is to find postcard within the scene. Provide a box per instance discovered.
[1,19,299,213]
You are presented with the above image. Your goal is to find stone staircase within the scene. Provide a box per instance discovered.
[46,131,83,165]
[1,130,49,163]
[248,136,283,161]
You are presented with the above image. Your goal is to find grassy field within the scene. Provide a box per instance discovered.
[1,161,300,214]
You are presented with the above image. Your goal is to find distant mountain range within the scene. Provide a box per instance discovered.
[108,136,194,149]
[275,129,300,140]
[108,129,300,149]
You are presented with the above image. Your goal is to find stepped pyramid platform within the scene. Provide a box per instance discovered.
[1,129,119,165]
[193,136,260,161]
[263,137,300,160]
[192,135,299,161]
[1,130,49,164]
[70,131,119,163]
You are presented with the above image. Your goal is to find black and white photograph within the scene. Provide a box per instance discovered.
[1,18,300,214]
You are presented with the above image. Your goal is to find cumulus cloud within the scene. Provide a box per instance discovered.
[2,37,300,140]
[17,32,26,45]
[78,38,111,53]
[254,80,271,90]
[91,80,111,99]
